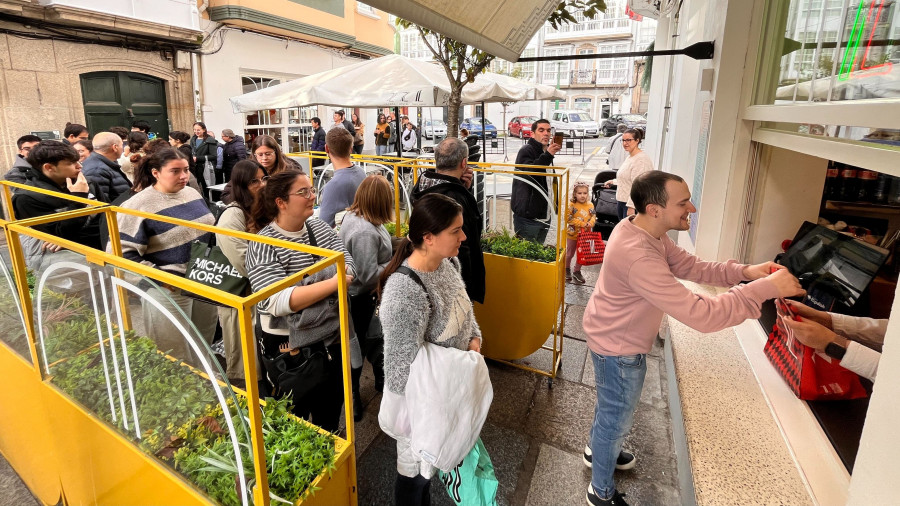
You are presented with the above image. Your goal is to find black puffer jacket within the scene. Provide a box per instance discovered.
[5,155,32,186]
[80,151,131,203]
[411,170,486,303]
[511,138,553,220]
[222,137,247,177]
[12,165,104,249]
[190,135,219,168]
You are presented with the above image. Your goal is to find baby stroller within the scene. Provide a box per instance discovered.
[592,169,619,240]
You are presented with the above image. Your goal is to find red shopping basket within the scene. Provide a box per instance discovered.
[576,230,605,266]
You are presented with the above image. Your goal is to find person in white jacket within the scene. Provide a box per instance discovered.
[784,300,883,381]
[379,193,484,505]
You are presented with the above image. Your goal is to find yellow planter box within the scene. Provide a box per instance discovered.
[475,253,564,362]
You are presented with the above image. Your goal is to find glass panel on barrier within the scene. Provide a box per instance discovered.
[0,252,30,361]
[30,245,253,506]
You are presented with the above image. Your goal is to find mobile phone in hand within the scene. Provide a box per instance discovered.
[553,132,564,145]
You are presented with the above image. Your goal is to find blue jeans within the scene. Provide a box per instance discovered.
[513,215,550,244]
[589,350,647,499]
[376,144,387,156]
[616,201,628,221]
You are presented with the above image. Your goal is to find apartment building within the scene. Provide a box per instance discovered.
[198,0,395,152]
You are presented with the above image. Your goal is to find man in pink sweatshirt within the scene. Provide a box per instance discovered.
[582,171,805,506]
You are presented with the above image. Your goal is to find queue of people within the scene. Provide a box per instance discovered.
[6,115,874,506]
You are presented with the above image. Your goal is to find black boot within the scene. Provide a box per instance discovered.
[351,366,363,422]
[370,340,385,393]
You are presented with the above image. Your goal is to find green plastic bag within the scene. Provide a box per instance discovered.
[438,438,499,506]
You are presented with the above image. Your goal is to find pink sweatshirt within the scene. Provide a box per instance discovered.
[583,217,779,356]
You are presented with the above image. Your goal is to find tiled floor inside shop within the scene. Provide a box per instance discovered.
[0,264,682,506]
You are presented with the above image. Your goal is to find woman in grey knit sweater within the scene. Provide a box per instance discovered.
[379,193,483,505]
[338,175,393,421]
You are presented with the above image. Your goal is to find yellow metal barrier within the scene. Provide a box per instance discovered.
[0,181,357,506]
[366,156,571,381]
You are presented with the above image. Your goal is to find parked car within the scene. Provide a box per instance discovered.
[424,119,447,139]
[507,115,539,139]
[549,110,601,138]
[601,114,647,136]
[460,117,497,139]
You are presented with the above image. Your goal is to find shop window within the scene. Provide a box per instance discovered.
[756,0,900,104]
[761,120,900,148]
[573,97,592,110]
[747,144,897,472]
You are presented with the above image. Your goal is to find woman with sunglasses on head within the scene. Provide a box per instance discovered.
[245,169,356,431]
[221,135,300,204]
[214,159,268,389]
[604,128,653,220]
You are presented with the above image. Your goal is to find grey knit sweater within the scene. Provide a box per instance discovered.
[380,257,482,395]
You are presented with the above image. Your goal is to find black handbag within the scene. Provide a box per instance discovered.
[182,206,250,305]
[260,344,330,400]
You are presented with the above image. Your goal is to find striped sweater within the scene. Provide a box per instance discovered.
[246,218,356,334]
[116,186,214,275]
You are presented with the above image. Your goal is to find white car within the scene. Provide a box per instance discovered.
[424,119,447,139]
[549,109,601,138]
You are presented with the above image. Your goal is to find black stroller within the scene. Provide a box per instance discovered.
[591,170,619,240]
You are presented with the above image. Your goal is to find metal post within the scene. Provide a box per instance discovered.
[394,106,401,157]
[481,101,486,163]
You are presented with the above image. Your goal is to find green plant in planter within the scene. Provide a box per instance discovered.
[384,221,409,237]
[173,396,336,506]
[481,229,557,263]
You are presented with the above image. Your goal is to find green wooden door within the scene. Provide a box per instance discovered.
[80,72,169,139]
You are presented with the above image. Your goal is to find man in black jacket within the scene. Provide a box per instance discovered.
[81,132,129,203]
[512,118,560,243]
[411,138,486,303]
[5,134,41,186]
[13,140,105,252]
[220,129,247,183]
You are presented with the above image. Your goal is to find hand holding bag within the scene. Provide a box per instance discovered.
[576,229,605,266]
[763,301,867,400]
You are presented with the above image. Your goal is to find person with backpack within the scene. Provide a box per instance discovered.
[378,193,485,505]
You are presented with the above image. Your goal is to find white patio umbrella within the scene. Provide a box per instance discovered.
[775,65,900,102]
[229,54,563,113]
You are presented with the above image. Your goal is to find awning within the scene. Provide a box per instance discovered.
[360,0,559,62]
[229,54,565,112]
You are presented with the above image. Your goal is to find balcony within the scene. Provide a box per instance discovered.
[563,69,629,87]
[544,17,632,41]
[30,0,201,42]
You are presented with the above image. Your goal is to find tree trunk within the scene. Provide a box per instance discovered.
[447,87,462,139]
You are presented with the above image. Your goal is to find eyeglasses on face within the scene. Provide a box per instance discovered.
[250,176,270,185]
[289,186,317,199]
[622,138,636,143]
[255,150,276,157]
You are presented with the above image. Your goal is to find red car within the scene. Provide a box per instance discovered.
[508,115,539,139]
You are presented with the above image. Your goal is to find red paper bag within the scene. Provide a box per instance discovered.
[576,230,605,266]
[763,304,867,401]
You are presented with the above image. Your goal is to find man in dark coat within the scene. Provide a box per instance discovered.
[220,129,247,183]
[12,140,104,250]
[5,134,41,186]
[310,117,326,168]
[511,118,560,243]
[80,132,130,203]
[411,137,486,303]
